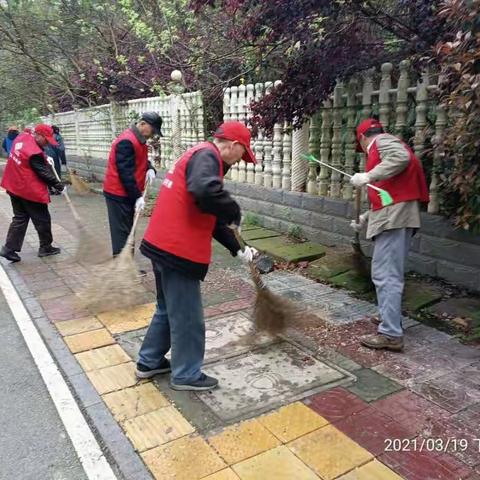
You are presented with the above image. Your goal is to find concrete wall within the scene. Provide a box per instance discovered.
[64,155,480,292]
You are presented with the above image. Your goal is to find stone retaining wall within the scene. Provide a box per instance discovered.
[53,155,480,292]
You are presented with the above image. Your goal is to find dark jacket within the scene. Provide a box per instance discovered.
[2,131,19,155]
[29,154,63,191]
[141,147,241,280]
[104,125,155,204]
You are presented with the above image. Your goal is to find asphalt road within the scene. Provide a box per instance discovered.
[0,287,88,480]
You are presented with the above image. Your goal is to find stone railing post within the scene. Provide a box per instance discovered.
[291,120,310,192]
[395,60,410,138]
[307,113,320,195]
[330,81,344,198]
[262,82,274,188]
[229,85,240,181]
[254,83,265,186]
[428,104,446,214]
[281,122,292,191]
[272,81,283,189]
[318,99,332,196]
[245,83,256,183]
[170,70,185,165]
[237,83,247,183]
[343,78,357,200]
[379,63,393,127]
[414,70,429,163]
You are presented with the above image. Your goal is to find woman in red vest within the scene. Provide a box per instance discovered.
[350,118,429,352]
[136,121,258,391]
[103,112,162,256]
[0,124,65,262]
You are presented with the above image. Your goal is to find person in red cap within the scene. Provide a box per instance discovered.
[0,124,65,262]
[350,118,429,352]
[135,121,257,391]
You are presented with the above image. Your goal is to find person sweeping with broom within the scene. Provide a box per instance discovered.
[136,121,258,391]
[350,118,429,352]
[0,124,65,262]
[103,112,163,258]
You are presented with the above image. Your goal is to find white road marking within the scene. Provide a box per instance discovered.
[0,265,117,480]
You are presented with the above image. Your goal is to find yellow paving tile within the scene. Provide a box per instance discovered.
[64,328,115,354]
[202,469,240,480]
[123,406,195,452]
[288,425,373,480]
[233,446,319,480]
[86,362,138,395]
[141,435,226,480]
[56,316,103,336]
[97,303,155,334]
[258,402,329,443]
[208,419,281,465]
[102,383,170,422]
[75,345,130,372]
[338,460,404,480]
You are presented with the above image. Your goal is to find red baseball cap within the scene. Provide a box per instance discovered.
[34,124,58,146]
[355,118,383,152]
[213,121,256,164]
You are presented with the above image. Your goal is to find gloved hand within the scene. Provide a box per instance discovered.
[146,169,156,186]
[60,185,67,196]
[135,196,145,212]
[350,172,371,187]
[350,212,369,232]
[237,246,258,263]
[46,156,54,167]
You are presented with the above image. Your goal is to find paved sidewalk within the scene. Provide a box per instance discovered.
[0,188,479,480]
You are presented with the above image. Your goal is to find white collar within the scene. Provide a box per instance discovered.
[366,138,377,153]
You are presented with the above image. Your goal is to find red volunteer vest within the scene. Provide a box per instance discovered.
[366,136,429,211]
[143,142,223,264]
[1,133,50,204]
[103,128,149,197]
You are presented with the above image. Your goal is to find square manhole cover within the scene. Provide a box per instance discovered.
[199,342,349,421]
[117,312,276,365]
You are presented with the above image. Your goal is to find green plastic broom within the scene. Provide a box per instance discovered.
[304,154,394,207]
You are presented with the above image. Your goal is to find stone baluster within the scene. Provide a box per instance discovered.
[196,92,204,141]
[318,99,332,196]
[395,60,410,139]
[262,81,274,188]
[343,78,357,200]
[271,81,283,189]
[229,85,239,181]
[428,104,446,214]
[414,70,429,163]
[379,63,393,128]
[291,121,310,192]
[254,83,265,186]
[237,83,247,182]
[307,113,320,195]
[222,87,232,179]
[330,81,344,198]
[170,70,184,166]
[359,69,374,200]
[245,83,256,183]
[281,121,292,191]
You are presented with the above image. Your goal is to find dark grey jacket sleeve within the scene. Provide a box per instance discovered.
[186,149,241,225]
[213,221,241,256]
[115,139,142,201]
[30,154,63,190]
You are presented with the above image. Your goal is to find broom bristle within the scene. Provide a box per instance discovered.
[78,243,144,314]
[74,225,111,265]
[69,169,91,194]
[249,264,303,336]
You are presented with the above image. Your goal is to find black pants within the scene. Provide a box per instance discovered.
[4,194,53,252]
[105,197,135,256]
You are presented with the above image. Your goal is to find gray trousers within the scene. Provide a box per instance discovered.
[372,228,413,338]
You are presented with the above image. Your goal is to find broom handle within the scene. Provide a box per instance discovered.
[307,156,385,194]
[47,157,82,223]
[125,182,149,249]
[355,188,361,223]
[232,227,246,251]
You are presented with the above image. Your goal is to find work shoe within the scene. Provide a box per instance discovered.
[38,246,61,257]
[170,373,218,392]
[0,247,21,263]
[135,359,171,379]
[361,334,404,352]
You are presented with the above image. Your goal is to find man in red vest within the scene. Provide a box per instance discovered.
[0,124,65,263]
[136,121,258,391]
[103,112,162,256]
[350,118,429,352]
